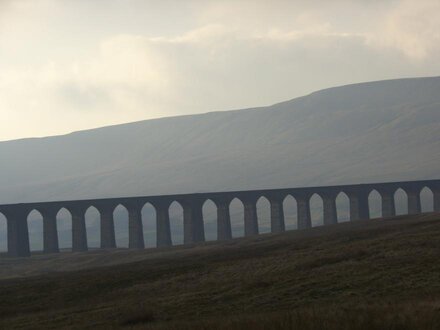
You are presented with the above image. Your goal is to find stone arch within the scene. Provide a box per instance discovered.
[256,195,271,234]
[335,191,350,223]
[368,189,381,219]
[141,202,157,248]
[201,199,217,242]
[229,197,245,238]
[84,206,101,249]
[56,207,73,250]
[394,188,408,215]
[309,193,324,227]
[169,200,184,245]
[420,186,434,212]
[0,211,6,252]
[113,204,129,248]
[27,209,44,252]
[283,194,298,230]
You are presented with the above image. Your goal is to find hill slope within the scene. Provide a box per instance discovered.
[1,76,440,204]
[1,213,440,329]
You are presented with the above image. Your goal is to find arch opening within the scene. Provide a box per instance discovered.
[84,206,100,249]
[27,209,43,252]
[310,193,324,227]
[56,208,72,251]
[113,204,129,248]
[336,192,350,223]
[141,202,157,248]
[256,196,271,234]
[420,187,434,212]
[394,188,408,215]
[0,212,6,253]
[368,189,381,219]
[230,197,245,238]
[283,195,297,230]
[202,199,217,242]
[169,201,184,246]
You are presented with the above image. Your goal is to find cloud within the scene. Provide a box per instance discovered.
[0,1,439,141]
[369,0,440,60]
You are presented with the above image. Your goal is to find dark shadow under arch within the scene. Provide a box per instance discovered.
[229,197,245,238]
[141,202,157,248]
[283,195,297,230]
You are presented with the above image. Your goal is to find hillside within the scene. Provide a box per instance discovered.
[1,76,440,204]
[1,76,440,251]
[1,213,440,329]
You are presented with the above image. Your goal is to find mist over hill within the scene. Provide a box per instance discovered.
[1,76,440,250]
[1,76,439,205]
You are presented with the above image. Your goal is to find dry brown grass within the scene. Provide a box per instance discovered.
[1,213,440,329]
[137,301,440,330]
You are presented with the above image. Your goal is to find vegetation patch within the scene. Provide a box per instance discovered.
[0,213,439,329]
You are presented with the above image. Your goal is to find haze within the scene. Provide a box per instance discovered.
[1,0,440,141]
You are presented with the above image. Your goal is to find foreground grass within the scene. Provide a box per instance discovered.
[130,302,440,330]
[1,213,440,329]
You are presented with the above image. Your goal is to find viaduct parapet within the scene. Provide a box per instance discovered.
[1,179,439,257]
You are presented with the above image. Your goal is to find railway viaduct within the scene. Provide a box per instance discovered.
[1,179,439,257]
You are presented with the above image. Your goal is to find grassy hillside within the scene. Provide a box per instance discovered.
[1,213,440,329]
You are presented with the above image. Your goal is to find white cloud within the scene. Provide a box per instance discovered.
[0,0,439,141]
[366,0,440,60]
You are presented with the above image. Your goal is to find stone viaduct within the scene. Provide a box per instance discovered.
[0,179,439,257]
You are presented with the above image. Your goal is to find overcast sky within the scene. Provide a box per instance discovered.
[1,0,439,141]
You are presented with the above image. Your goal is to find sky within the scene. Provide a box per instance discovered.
[0,0,440,141]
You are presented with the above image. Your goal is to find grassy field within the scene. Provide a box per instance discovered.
[1,213,440,329]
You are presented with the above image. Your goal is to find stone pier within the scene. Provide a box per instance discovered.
[42,208,59,253]
[321,192,338,225]
[127,203,145,249]
[98,204,116,249]
[269,195,285,233]
[214,197,233,241]
[242,197,259,236]
[69,206,88,252]
[5,207,30,257]
[348,189,370,221]
[296,193,312,229]
[406,188,422,215]
[155,202,172,248]
[434,187,440,213]
[378,188,396,218]
[182,198,205,244]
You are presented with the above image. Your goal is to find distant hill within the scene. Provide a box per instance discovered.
[1,77,439,250]
[1,76,439,204]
